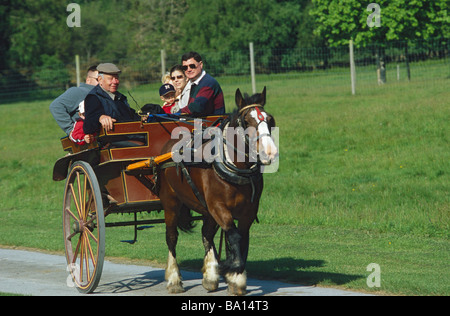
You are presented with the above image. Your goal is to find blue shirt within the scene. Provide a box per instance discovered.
[49,83,96,135]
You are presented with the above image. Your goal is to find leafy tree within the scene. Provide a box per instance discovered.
[7,0,71,68]
[0,1,12,70]
[181,0,304,52]
[296,0,321,48]
[33,54,70,89]
[180,0,308,74]
[310,0,449,47]
[68,0,132,63]
[310,0,449,81]
[127,0,187,61]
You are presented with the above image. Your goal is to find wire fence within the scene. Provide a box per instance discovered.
[0,38,448,104]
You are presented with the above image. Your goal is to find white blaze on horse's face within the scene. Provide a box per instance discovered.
[249,109,278,165]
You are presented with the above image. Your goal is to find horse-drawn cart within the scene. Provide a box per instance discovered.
[53,115,223,293]
[53,88,277,295]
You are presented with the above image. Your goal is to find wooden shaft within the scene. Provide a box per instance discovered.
[126,160,150,171]
[126,152,173,171]
[153,152,172,164]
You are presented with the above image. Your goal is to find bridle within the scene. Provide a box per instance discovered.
[212,103,275,201]
[236,104,274,144]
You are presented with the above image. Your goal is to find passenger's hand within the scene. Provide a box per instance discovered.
[99,115,116,131]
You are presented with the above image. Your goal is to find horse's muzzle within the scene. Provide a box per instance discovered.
[259,143,279,166]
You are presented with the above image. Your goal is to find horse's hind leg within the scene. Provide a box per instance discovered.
[201,216,220,292]
[164,207,184,294]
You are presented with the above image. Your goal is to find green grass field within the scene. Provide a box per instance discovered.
[0,70,448,295]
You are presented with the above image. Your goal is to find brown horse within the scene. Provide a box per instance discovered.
[158,87,278,295]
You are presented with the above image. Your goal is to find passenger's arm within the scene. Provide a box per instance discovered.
[83,95,106,134]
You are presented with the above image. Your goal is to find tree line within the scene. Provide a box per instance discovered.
[0,0,448,97]
[1,0,314,70]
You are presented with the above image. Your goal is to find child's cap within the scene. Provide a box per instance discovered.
[78,100,85,114]
[159,84,175,96]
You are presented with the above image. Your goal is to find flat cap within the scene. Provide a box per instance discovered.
[97,63,121,75]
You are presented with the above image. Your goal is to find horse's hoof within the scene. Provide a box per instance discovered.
[202,278,219,292]
[167,283,185,294]
[225,271,247,296]
[227,283,247,296]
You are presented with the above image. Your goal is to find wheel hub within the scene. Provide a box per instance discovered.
[72,221,83,234]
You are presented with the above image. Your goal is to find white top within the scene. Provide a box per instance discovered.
[178,70,207,109]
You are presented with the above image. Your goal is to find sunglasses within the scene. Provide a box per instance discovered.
[171,75,184,80]
[181,64,197,71]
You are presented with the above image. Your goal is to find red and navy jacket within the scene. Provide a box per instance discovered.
[182,73,225,115]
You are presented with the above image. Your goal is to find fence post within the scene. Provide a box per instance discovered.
[405,44,411,81]
[249,42,256,94]
[75,54,80,87]
[349,39,356,95]
[161,49,166,79]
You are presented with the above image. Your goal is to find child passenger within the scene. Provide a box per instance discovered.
[159,83,179,114]
[69,101,96,145]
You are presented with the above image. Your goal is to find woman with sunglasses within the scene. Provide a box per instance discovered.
[169,65,188,107]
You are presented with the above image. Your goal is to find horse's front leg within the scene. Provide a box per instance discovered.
[201,216,220,292]
[164,209,184,294]
[223,227,247,296]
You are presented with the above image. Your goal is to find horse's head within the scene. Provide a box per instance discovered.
[235,87,278,166]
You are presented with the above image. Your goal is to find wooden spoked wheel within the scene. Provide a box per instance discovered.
[63,161,105,294]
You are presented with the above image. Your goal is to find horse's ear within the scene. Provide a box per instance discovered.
[235,88,246,109]
[260,86,267,107]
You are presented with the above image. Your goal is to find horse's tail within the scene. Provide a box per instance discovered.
[178,205,196,233]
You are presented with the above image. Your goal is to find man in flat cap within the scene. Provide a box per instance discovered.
[83,63,141,134]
